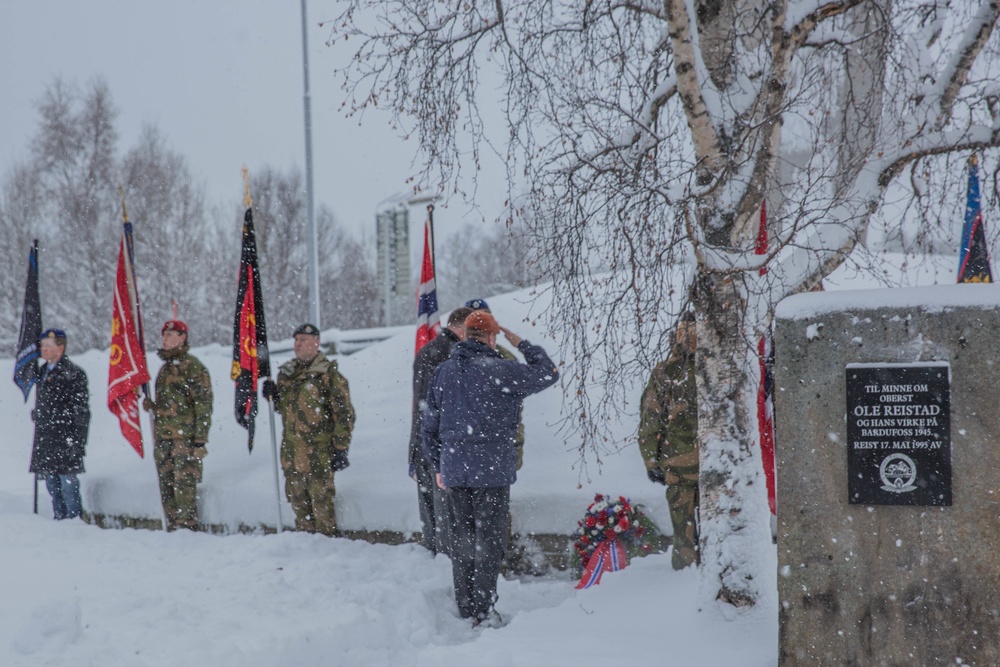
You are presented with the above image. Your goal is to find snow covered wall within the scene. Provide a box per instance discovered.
[774,283,1000,665]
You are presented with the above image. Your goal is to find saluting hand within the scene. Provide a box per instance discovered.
[499,326,522,348]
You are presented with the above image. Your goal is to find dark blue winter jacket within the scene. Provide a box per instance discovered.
[421,338,558,488]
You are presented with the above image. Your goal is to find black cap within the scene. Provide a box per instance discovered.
[293,323,320,337]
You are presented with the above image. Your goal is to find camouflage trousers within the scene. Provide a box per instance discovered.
[659,445,699,570]
[154,438,204,531]
[284,467,338,536]
[666,480,699,570]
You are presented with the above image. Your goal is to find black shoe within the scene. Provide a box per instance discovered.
[472,610,506,629]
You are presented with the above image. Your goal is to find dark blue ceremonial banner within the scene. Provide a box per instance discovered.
[14,241,41,401]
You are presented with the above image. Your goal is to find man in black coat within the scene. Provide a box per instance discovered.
[409,306,473,555]
[422,310,559,627]
[29,328,91,520]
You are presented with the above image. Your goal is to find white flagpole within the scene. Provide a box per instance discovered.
[266,398,283,534]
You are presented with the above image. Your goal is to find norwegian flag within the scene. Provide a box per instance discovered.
[414,208,440,355]
[957,154,993,283]
[575,538,628,589]
[756,201,777,515]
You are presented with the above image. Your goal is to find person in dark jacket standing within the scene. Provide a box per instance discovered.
[409,306,473,555]
[464,298,526,469]
[29,328,91,520]
[422,310,559,627]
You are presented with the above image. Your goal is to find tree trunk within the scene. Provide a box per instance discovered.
[695,273,773,607]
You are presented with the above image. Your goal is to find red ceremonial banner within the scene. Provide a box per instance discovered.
[108,230,150,457]
[238,265,259,395]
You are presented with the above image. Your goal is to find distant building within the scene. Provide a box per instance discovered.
[376,204,410,325]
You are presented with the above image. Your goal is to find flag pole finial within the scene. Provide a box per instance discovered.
[118,185,129,223]
[242,165,252,209]
[970,153,979,168]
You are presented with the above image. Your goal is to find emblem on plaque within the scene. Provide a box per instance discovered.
[879,453,918,493]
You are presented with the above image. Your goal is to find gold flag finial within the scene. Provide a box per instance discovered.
[970,153,979,168]
[242,165,252,209]
[118,185,129,223]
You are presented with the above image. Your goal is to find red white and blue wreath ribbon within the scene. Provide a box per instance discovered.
[576,538,628,589]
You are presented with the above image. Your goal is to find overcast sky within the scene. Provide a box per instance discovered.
[0,1,506,243]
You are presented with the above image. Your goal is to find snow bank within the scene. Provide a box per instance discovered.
[0,510,778,666]
[777,283,1000,320]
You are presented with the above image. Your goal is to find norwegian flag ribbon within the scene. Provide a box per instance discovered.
[576,538,628,589]
[414,208,440,355]
[756,201,777,515]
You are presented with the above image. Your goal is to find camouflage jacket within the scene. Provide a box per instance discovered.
[150,344,213,442]
[275,353,355,454]
[496,344,526,454]
[638,352,698,482]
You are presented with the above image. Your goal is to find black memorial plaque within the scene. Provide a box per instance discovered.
[845,363,951,506]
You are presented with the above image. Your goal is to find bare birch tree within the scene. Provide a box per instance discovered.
[317,206,382,330]
[243,167,381,335]
[331,0,1000,606]
[31,78,121,349]
[6,78,238,352]
[0,163,46,350]
[121,125,230,345]
[435,219,539,311]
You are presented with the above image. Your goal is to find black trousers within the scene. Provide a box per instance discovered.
[415,456,452,555]
[448,486,510,620]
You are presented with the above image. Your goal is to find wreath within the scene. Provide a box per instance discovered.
[572,493,660,587]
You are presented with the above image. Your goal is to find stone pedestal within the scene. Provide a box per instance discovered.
[774,285,1000,666]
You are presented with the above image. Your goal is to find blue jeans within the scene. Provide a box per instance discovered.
[42,474,82,519]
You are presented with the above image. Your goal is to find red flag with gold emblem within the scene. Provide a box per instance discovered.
[232,206,270,452]
[108,221,150,457]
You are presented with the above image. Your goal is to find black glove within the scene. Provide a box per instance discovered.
[262,379,278,402]
[331,448,350,472]
[30,409,36,422]
[647,468,666,485]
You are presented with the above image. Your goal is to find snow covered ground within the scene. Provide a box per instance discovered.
[0,252,956,665]
[0,509,779,666]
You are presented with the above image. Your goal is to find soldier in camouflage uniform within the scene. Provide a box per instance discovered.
[143,320,213,532]
[639,313,699,569]
[263,323,355,536]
